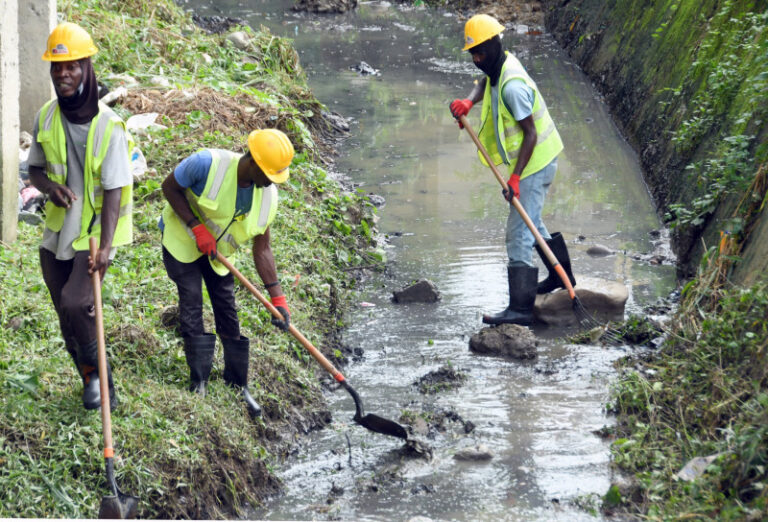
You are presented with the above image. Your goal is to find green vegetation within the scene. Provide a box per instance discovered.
[607,270,768,518]
[1,0,379,518]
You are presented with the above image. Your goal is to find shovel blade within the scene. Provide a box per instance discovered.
[98,494,139,519]
[357,413,408,440]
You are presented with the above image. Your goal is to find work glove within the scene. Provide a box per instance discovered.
[270,295,291,332]
[191,223,217,258]
[449,99,473,128]
[503,174,521,202]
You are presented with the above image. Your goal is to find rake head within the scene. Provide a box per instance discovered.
[572,297,624,345]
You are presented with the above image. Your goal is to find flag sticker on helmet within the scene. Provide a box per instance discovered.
[52,44,69,55]
[465,36,474,46]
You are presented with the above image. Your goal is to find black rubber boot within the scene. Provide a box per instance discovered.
[77,340,118,411]
[221,336,262,419]
[482,265,538,326]
[183,334,216,396]
[535,232,576,294]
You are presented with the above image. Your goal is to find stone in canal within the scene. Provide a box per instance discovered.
[469,324,537,360]
[453,444,494,462]
[534,276,628,326]
[392,279,441,304]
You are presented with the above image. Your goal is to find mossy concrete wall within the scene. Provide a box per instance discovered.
[543,0,768,281]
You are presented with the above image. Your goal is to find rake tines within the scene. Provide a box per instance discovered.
[572,298,624,344]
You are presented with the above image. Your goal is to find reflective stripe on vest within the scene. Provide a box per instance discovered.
[477,53,564,178]
[36,99,133,248]
[161,149,279,276]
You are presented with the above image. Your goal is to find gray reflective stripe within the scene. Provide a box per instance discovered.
[205,150,230,201]
[257,185,275,229]
[502,107,548,136]
[503,120,556,154]
[219,233,239,250]
[43,101,58,131]
[46,161,66,176]
[90,201,132,227]
[93,186,103,198]
[90,114,113,159]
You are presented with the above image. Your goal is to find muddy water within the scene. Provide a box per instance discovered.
[187,1,676,519]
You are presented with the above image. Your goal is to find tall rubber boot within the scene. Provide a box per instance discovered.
[77,340,118,411]
[482,265,538,326]
[535,232,576,294]
[221,336,262,419]
[183,334,216,396]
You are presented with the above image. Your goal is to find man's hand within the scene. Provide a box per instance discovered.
[46,183,76,208]
[450,99,473,128]
[191,223,217,258]
[270,295,290,332]
[503,174,521,202]
[88,246,109,279]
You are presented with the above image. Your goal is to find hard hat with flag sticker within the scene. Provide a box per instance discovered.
[42,22,99,62]
[463,14,505,51]
[247,129,294,184]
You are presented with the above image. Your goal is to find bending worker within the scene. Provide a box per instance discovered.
[160,129,294,419]
[29,22,133,410]
[450,14,575,326]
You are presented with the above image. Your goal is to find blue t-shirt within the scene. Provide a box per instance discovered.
[159,150,254,231]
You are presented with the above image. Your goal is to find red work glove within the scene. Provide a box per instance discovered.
[449,99,473,128]
[270,295,291,332]
[191,223,217,258]
[503,174,521,202]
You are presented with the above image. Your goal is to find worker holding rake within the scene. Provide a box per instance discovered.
[450,14,574,326]
[29,22,132,411]
[160,129,294,419]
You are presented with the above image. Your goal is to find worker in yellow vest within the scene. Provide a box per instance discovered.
[450,14,576,326]
[28,22,132,410]
[160,129,294,419]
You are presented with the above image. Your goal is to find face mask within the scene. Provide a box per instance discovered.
[471,36,504,85]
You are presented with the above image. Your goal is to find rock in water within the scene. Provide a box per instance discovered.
[469,324,537,359]
[393,279,441,304]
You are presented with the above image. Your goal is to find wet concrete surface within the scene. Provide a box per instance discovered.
[184,1,677,519]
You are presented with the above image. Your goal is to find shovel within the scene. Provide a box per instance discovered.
[215,252,408,440]
[458,116,622,342]
[89,237,139,519]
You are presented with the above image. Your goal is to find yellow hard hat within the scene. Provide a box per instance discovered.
[247,129,294,184]
[42,22,98,62]
[463,14,505,51]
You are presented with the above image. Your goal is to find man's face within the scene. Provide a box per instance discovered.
[243,157,273,188]
[50,60,83,98]
[470,49,486,68]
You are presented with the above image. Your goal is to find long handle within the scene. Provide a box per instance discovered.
[214,253,346,383]
[89,237,114,460]
[459,115,576,299]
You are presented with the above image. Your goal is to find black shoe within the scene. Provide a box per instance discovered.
[221,336,262,418]
[536,232,576,294]
[184,334,216,397]
[77,340,117,410]
[482,265,538,326]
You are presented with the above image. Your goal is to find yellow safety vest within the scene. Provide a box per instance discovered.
[36,99,133,250]
[477,52,564,178]
[162,149,279,276]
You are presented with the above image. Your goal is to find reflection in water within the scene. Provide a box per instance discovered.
[186,1,675,520]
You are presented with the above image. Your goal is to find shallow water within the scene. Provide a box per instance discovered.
[185,1,676,519]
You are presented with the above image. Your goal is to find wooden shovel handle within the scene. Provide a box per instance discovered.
[214,253,346,382]
[89,237,114,458]
[458,115,576,299]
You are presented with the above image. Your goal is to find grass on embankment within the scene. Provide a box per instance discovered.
[1,0,381,518]
[605,245,768,519]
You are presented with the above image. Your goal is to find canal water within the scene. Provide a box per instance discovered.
[185,1,676,520]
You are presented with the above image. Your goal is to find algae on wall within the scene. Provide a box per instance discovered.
[543,0,768,279]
